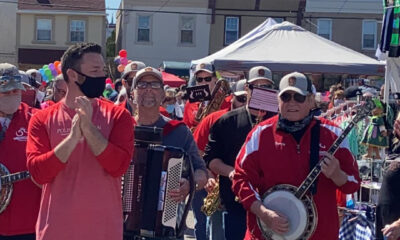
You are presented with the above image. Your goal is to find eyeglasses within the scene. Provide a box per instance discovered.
[0,75,22,85]
[196,76,212,83]
[136,81,163,89]
[280,92,307,103]
[236,95,247,103]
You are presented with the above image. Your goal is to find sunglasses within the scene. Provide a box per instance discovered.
[236,95,247,103]
[136,81,163,89]
[0,75,22,85]
[196,76,212,83]
[280,92,307,103]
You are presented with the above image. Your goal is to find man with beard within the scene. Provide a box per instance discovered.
[0,63,41,240]
[26,43,134,240]
[123,67,207,240]
[203,66,276,240]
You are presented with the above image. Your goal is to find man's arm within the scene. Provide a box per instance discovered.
[208,158,234,178]
[26,112,67,184]
[76,97,134,177]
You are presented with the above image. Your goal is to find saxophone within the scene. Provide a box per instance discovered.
[201,178,221,216]
[195,78,230,123]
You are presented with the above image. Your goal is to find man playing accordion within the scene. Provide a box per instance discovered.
[123,67,208,240]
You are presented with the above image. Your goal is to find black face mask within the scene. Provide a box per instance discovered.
[73,69,106,98]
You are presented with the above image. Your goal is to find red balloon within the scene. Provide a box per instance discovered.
[119,49,127,58]
[105,78,112,84]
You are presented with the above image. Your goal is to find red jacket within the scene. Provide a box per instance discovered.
[232,115,360,240]
[0,103,41,236]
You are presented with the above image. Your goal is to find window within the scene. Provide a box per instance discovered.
[225,16,239,45]
[137,15,150,42]
[362,20,377,49]
[317,19,332,40]
[36,18,52,41]
[70,20,85,42]
[180,16,195,44]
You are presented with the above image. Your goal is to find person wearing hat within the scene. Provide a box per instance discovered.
[183,62,231,130]
[0,63,41,240]
[190,79,248,240]
[123,67,207,240]
[115,61,146,110]
[232,72,361,240]
[26,43,134,240]
[202,66,276,240]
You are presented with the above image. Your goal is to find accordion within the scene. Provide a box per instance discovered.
[123,126,194,239]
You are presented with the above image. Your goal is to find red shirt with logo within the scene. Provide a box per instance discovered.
[26,99,134,240]
[232,116,361,240]
[0,102,41,236]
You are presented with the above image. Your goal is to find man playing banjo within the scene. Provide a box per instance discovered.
[232,72,361,240]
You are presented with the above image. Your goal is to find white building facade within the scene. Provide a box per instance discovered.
[116,0,211,67]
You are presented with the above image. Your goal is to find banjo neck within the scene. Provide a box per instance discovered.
[1,171,30,186]
[295,118,358,199]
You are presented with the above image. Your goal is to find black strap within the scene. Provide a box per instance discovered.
[309,119,320,195]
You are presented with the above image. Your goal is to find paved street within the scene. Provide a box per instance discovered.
[184,211,196,239]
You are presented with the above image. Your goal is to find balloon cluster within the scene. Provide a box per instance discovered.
[114,49,132,73]
[39,61,61,82]
[105,77,114,89]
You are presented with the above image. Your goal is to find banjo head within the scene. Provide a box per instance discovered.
[0,163,13,214]
[257,184,317,240]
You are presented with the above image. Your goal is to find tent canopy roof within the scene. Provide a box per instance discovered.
[193,19,385,76]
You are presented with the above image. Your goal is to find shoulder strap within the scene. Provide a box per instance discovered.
[309,119,320,195]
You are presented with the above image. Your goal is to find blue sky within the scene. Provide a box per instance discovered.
[106,0,120,23]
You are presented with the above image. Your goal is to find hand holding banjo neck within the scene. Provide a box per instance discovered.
[257,99,374,240]
[295,99,374,199]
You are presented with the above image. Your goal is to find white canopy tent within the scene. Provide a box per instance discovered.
[193,18,385,76]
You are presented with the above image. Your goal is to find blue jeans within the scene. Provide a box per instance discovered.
[192,189,208,240]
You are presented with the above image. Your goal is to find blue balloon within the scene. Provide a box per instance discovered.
[114,56,120,65]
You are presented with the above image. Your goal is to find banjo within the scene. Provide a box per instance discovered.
[0,163,31,214]
[257,100,374,240]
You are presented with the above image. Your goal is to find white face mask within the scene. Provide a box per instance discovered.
[36,90,45,103]
[0,94,21,114]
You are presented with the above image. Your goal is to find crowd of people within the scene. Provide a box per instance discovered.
[0,41,400,240]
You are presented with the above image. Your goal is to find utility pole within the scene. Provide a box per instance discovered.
[296,0,307,26]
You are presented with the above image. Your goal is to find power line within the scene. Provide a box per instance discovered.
[0,0,383,20]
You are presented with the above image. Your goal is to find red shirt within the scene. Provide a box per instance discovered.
[183,96,231,129]
[232,116,360,240]
[192,108,229,152]
[26,99,134,240]
[0,103,41,236]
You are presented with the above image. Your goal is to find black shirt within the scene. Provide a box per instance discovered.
[203,107,273,210]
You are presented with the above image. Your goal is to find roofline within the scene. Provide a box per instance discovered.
[17,9,106,16]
